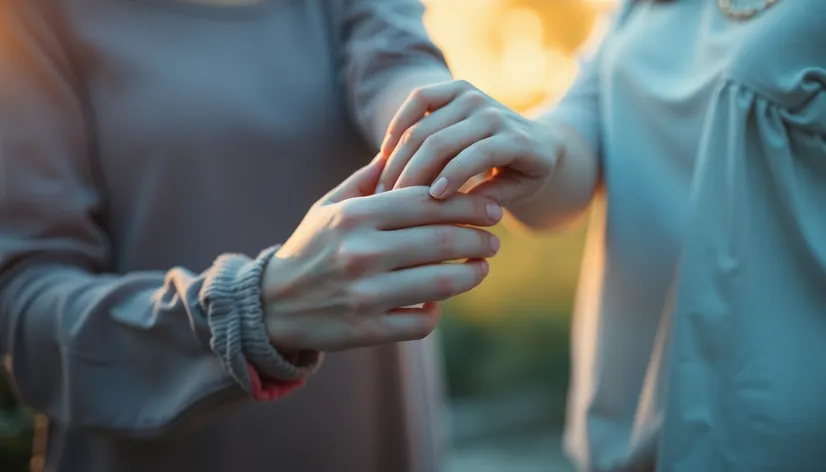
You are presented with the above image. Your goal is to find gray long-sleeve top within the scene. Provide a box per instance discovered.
[0,0,450,471]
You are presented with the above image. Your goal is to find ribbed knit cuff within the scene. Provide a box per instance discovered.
[201,246,322,395]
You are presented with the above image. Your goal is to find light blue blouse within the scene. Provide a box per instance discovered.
[547,1,826,471]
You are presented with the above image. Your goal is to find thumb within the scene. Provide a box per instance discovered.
[323,153,386,204]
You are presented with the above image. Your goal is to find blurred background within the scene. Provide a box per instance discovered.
[423,1,613,471]
[0,1,615,471]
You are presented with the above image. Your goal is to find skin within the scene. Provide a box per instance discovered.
[377,80,600,232]
[183,0,489,351]
[263,154,503,351]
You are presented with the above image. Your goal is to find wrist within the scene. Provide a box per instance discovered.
[530,118,566,171]
[258,250,324,371]
[203,247,321,395]
[259,254,298,349]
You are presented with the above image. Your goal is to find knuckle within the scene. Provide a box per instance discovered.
[455,79,473,90]
[477,142,499,165]
[422,134,446,155]
[461,90,487,109]
[345,286,378,314]
[432,275,457,300]
[432,227,455,256]
[401,124,424,146]
[510,129,533,149]
[408,186,433,205]
[336,243,375,277]
[409,86,428,103]
[448,156,469,174]
[333,201,365,229]
[479,108,504,128]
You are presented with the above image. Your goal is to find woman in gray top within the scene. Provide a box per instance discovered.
[0,0,503,471]
[379,0,826,471]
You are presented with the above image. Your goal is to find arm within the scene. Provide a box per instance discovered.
[341,0,453,148]
[372,48,605,232]
[505,48,603,232]
[0,0,315,438]
[373,9,628,233]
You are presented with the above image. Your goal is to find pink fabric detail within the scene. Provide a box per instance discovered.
[246,364,304,401]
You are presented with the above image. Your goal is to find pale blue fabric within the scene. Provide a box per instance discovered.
[547,1,826,471]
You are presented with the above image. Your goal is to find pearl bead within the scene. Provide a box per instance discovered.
[718,0,781,21]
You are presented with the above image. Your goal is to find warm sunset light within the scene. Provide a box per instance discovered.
[421,0,606,319]
[423,0,588,112]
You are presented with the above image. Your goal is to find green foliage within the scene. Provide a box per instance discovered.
[0,371,33,472]
[439,307,572,404]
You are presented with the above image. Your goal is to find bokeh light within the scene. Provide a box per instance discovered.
[421,0,608,320]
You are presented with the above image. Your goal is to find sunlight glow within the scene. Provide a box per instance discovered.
[421,0,607,317]
[422,0,599,113]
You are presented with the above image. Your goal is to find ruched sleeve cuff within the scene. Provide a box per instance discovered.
[201,246,323,401]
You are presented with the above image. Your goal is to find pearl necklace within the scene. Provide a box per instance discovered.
[718,0,780,21]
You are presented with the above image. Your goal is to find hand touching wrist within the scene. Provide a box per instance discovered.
[260,155,502,352]
[376,80,562,206]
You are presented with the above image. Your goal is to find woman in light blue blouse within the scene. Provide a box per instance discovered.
[379,0,826,471]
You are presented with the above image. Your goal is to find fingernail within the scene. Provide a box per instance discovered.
[375,182,385,194]
[489,235,500,255]
[486,202,503,222]
[480,260,490,276]
[430,177,448,198]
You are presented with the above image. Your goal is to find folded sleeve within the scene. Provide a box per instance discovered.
[0,0,317,438]
[340,0,452,146]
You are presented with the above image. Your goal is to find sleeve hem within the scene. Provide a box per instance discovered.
[201,246,322,395]
[246,363,304,402]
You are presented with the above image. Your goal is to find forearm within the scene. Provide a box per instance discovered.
[341,0,453,149]
[505,119,600,232]
[0,249,317,438]
[363,66,452,148]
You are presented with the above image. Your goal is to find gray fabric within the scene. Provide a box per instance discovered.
[546,1,826,471]
[0,0,450,471]
[204,245,321,386]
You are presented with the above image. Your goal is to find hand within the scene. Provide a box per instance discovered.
[261,154,503,351]
[377,80,561,205]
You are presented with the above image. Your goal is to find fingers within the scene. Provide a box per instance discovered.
[372,225,500,271]
[429,136,518,199]
[350,187,503,230]
[394,114,494,190]
[325,302,442,351]
[380,81,470,157]
[278,303,442,352]
[378,103,468,192]
[369,302,443,345]
[467,170,536,206]
[323,153,385,204]
[355,259,489,310]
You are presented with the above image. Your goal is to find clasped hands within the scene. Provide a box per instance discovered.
[263,80,560,352]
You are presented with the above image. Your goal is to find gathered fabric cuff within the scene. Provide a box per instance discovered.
[201,246,323,401]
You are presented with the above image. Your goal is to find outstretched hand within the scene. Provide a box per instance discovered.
[376,80,562,206]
